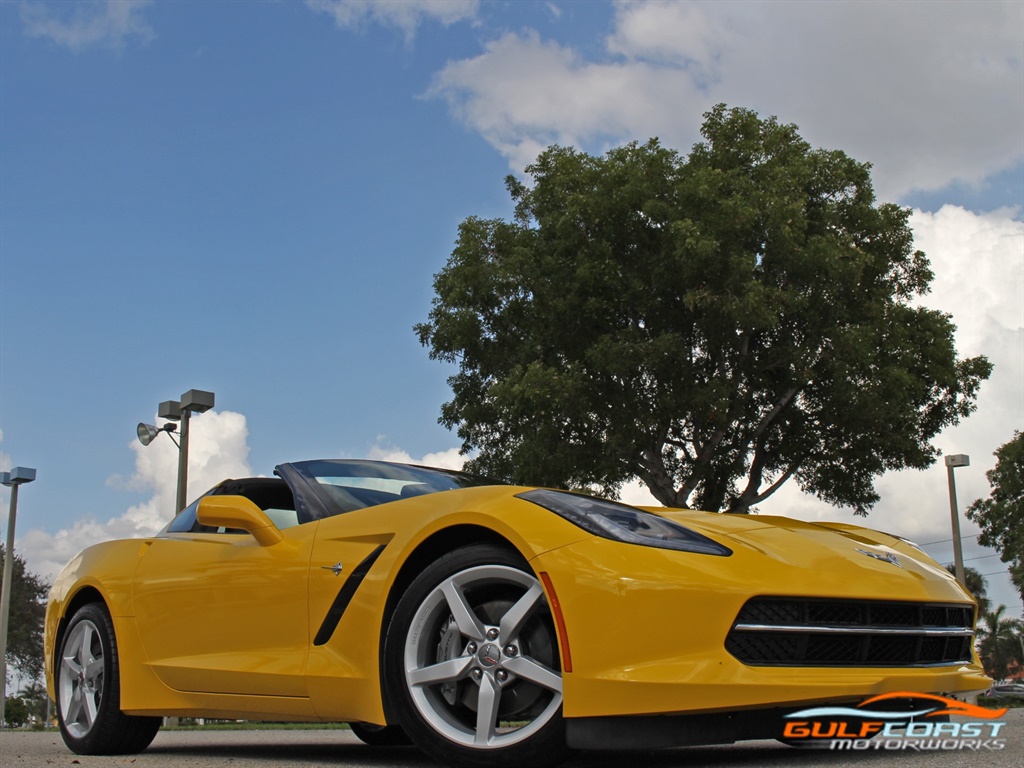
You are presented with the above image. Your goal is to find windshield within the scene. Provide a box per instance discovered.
[279,459,498,520]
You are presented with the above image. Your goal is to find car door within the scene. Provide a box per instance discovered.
[132,513,316,697]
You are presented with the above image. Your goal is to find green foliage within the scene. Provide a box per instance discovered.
[977,605,1023,682]
[3,694,29,728]
[0,545,49,682]
[417,105,992,513]
[18,680,49,723]
[979,693,1024,708]
[967,432,1024,603]
[946,564,991,616]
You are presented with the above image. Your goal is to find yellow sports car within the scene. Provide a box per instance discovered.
[45,459,989,766]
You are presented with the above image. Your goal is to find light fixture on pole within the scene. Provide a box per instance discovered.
[0,466,37,729]
[136,422,179,447]
[137,389,215,514]
[944,454,970,587]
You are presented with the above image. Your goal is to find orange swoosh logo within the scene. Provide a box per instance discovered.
[861,691,1006,719]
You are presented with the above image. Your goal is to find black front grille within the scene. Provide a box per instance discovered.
[726,597,975,667]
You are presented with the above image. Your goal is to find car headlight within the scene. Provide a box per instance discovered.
[517,489,732,556]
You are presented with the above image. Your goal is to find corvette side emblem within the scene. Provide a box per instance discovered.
[856,549,902,568]
[321,562,344,576]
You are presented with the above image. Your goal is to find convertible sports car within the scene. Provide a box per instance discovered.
[45,459,989,767]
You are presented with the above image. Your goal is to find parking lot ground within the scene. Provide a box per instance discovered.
[2,710,1021,768]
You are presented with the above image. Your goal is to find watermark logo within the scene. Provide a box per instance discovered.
[782,692,1008,751]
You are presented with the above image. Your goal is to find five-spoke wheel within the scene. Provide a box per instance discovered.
[56,603,161,755]
[385,544,570,768]
[59,615,106,738]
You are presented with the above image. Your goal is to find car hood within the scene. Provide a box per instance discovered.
[648,508,968,599]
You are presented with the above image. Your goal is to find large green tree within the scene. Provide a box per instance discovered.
[967,432,1024,603]
[417,105,991,513]
[0,545,48,683]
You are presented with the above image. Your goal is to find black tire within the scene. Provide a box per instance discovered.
[55,603,162,755]
[384,544,571,768]
[349,722,413,746]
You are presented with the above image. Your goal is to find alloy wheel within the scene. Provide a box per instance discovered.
[59,618,105,739]
[403,564,563,749]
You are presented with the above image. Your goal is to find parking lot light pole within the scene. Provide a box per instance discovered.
[174,390,215,514]
[0,466,37,729]
[945,454,970,587]
[138,389,215,515]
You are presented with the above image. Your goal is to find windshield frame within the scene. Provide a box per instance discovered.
[275,459,500,522]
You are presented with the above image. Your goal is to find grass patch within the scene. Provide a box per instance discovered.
[978,696,1024,709]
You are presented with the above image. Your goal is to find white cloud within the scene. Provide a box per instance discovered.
[367,439,466,470]
[430,0,1023,200]
[429,30,705,173]
[606,0,730,75]
[306,0,477,40]
[19,410,251,580]
[914,206,1024,349]
[20,0,154,52]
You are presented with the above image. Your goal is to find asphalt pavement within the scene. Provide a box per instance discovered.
[2,711,1021,768]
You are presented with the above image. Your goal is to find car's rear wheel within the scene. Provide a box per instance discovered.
[385,544,570,768]
[57,603,161,755]
[349,722,412,746]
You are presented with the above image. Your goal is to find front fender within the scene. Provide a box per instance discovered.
[45,539,152,699]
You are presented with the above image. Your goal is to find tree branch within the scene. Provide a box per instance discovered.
[751,462,801,506]
[636,447,684,507]
[753,384,801,440]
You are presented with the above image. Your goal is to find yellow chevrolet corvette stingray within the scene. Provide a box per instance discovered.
[45,459,988,766]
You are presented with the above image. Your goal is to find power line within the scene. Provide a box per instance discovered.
[921,536,983,548]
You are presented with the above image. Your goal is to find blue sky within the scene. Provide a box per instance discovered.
[1,1,1022,614]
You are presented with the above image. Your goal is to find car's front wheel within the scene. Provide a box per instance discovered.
[385,544,570,768]
[56,603,161,755]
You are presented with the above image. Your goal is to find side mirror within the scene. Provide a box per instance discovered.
[197,495,284,547]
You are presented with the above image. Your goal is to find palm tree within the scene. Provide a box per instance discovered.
[977,605,1023,682]
[18,680,49,723]
[946,564,991,616]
